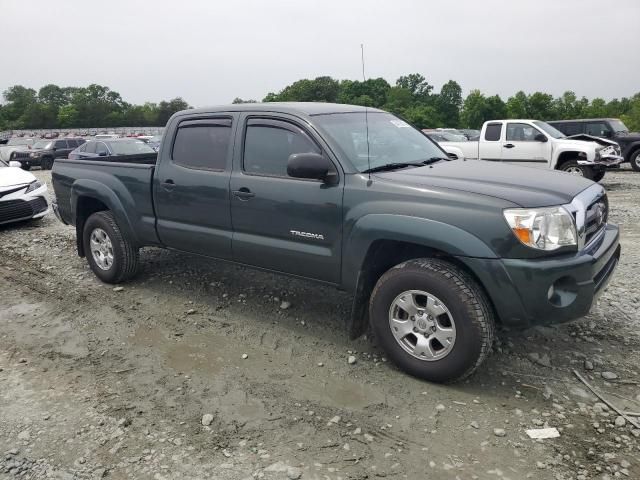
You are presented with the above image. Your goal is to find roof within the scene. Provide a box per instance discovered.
[547,118,619,123]
[184,102,384,117]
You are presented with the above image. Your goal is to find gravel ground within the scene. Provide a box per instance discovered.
[1,166,639,480]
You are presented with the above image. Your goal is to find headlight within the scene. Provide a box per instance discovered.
[25,180,43,194]
[503,207,577,251]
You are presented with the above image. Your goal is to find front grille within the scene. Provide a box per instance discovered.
[0,197,47,224]
[584,195,608,245]
[12,151,31,160]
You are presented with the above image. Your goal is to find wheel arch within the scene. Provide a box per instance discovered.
[71,180,138,257]
[343,215,497,339]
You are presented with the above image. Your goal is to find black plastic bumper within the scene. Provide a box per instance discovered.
[462,225,620,328]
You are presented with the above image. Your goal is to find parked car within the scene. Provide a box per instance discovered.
[52,103,620,383]
[147,135,163,152]
[94,133,120,140]
[0,137,36,163]
[424,131,468,143]
[0,158,49,224]
[548,118,640,172]
[68,138,156,160]
[11,138,85,170]
[459,129,481,140]
[434,120,623,181]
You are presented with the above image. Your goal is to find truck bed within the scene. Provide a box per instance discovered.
[52,157,160,246]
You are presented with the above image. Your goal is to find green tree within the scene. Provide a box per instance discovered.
[57,105,79,127]
[396,74,433,100]
[157,97,190,126]
[264,76,340,103]
[460,90,487,128]
[527,92,555,120]
[437,80,462,127]
[232,97,257,104]
[506,91,528,118]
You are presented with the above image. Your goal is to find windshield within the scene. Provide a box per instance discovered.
[7,138,34,146]
[107,140,155,155]
[533,121,565,139]
[33,140,53,149]
[609,119,629,133]
[314,112,447,172]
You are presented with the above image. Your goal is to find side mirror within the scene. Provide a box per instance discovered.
[98,151,107,157]
[9,161,21,168]
[287,152,336,183]
[534,133,548,142]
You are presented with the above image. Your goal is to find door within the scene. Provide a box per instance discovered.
[154,117,235,259]
[229,115,343,283]
[478,122,503,161]
[53,139,72,159]
[501,122,552,167]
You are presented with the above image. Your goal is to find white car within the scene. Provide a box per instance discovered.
[0,159,50,225]
[435,119,623,181]
[0,137,36,163]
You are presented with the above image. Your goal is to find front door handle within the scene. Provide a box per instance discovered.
[232,187,255,201]
[161,179,176,190]
[504,143,515,149]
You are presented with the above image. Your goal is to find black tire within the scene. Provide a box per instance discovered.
[558,160,594,180]
[592,171,605,182]
[630,150,640,172]
[83,211,139,283]
[21,163,31,171]
[369,258,495,383]
[41,157,53,170]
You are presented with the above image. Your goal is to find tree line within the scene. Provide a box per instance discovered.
[2,75,639,131]
[0,84,190,130]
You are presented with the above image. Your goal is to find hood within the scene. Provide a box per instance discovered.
[375,160,593,207]
[0,167,37,188]
[615,131,640,141]
[566,134,618,147]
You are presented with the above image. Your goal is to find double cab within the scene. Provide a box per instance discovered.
[51,103,621,383]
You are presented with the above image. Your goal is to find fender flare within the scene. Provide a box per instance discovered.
[70,179,139,251]
[342,214,497,338]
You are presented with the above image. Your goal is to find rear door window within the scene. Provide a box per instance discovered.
[585,122,610,137]
[172,119,232,171]
[484,123,502,141]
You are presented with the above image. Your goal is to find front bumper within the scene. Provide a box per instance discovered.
[462,224,620,328]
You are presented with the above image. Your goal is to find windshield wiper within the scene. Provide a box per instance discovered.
[362,162,425,174]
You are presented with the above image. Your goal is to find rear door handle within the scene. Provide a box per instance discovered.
[161,179,176,190]
[504,143,515,149]
[232,187,255,200]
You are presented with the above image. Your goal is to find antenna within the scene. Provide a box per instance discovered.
[361,44,371,179]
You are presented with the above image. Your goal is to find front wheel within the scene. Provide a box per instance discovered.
[41,157,53,170]
[369,259,495,383]
[21,163,31,171]
[559,160,594,180]
[630,150,640,172]
[592,171,605,182]
[83,211,139,283]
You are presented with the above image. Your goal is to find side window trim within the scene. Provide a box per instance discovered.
[170,116,233,172]
[241,116,325,180]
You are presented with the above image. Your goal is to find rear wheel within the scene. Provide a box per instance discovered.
[369,258,495,383]
[559,160,594,180]
[83,211,139,283]
[630,150,640,172]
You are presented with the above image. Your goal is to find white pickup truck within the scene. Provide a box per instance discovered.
[436,120,623,181]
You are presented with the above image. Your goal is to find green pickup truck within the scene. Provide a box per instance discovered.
[52,103,620,383]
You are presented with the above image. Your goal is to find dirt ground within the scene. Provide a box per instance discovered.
[1,166,639,480]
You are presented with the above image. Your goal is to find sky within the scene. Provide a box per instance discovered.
[2,0,639,107]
